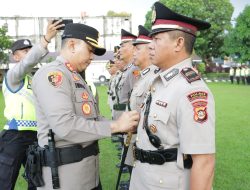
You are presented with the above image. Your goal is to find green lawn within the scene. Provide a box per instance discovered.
[0,83,250,190]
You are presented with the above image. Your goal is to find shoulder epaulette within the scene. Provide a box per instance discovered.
[181,67,200,83]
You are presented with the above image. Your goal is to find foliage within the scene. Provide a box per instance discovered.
[196,62,206,74]
[223,5,250,63]
[106,10,131,17]
[0,26,12,64]
[144,0,234,65]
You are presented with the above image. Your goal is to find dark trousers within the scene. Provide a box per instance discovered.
[0,130,37,190]
[230,76,234,84]
[241,76,246,84]
[236,77,240,84]
[246,76,250,85]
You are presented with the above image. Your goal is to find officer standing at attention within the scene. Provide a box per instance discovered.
[235,66,241,84]
[31,23,139,190]
[229,66,234,84]
[130,2,215,190]
[112,29,138,120]
[124,25,159,168]
[0,20,61,190]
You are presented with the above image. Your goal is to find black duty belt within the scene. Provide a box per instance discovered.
[113,103,126,111]
[41,142,99,167]
[133,145,177,165]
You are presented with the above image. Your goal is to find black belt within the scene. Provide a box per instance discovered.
[133,145,177,165]
[113,103,126,111]
[41,142,99,167]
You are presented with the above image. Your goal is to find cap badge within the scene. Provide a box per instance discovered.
[24,40,30,45]
[151,6,156,24]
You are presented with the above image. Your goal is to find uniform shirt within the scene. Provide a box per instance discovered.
[125,64,159,166]
[130,58,215,190]
[229,68,234,76]
[241,68,246,77]
[235,68,241,77]
[32,56,112,190]
[107,74,117,111]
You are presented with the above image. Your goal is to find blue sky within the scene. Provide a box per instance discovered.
[0,0,249,33]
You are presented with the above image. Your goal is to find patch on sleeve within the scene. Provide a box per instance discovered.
[47,71,63,87]
[187,91,208,102]
[192,101,208,123]
[181,68,200,83]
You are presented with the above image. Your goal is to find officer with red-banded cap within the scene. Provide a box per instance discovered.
[130,2,215,190]
[112,29,138,120]
[31,23,139,190]
[124,25,159,169]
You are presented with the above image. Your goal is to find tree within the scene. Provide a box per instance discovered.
[223,5,250,63]
[144,0,234,67]
[0,25,12,64]
[106,11,131,17]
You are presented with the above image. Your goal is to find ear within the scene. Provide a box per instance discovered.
[13,53,20,62]
[174,37,185,52]
[67,39,76,53]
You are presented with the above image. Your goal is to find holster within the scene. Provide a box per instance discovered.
[113,103,126,111]
[24,142,45,187]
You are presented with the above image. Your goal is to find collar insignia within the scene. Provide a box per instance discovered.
[163,68,179,81]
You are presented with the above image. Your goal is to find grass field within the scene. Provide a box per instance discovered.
[0,83,250,190]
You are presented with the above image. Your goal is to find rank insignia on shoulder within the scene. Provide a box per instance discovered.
[181,68,200,83]
[163,68,179,81]
[154,68,161,74]
[187,91,208,102]
[47,71,63,87]
[82,103,91,115]
[142,68,150,76]
[192,101,208,123]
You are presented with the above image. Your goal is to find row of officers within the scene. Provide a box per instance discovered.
[229,66,250,85]
[0,2,215,190]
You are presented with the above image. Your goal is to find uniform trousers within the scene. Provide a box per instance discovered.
[0,130,37,190]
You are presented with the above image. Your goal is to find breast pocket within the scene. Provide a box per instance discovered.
[74,89,97,119]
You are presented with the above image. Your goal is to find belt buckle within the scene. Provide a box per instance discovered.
[152,151,166,165]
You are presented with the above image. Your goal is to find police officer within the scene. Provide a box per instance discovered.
[246,65,250,85]
[235,66,241,84]
[229,66,234,84]
[31,23,139,190]
[124,25,159,168]
[130,2,215,190]
[0,20,62,190]
[240,65,246,85]
[112,29,138,120]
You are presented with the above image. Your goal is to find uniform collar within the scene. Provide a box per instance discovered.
[159,58,192,87]
[56,56,77,73]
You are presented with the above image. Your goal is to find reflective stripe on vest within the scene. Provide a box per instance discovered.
[2,74,37,131]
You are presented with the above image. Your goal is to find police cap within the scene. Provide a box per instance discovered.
[11,39,32,54]
[150,2,211,36]
[120,29,137,44]
[62,23,106,56]
[133,25,152,45]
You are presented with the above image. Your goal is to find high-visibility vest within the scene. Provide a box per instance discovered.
[2,74,37,131]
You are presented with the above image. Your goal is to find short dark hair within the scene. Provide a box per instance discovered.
[168,30,196,55]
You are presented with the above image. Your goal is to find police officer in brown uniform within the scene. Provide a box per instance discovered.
[31,23,139,190]
[124,25,159,168]
[112,29,138,120]
[130,2,215,190]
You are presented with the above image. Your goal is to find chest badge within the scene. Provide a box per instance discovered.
[47,71,63,88]
[82,103,91,115]
[72,73,80,81]
[82,92,89,100]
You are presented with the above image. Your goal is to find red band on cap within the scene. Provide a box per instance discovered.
[154,19,197,32]
[138,35,152,40]
[121,36,136,40]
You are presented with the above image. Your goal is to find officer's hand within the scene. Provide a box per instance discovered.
[111,110,140,133]
[42,20,64,46]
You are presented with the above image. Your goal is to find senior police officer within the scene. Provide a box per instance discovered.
[31,23,139,190]
[0,20,62,190]
[130,2,215,190]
